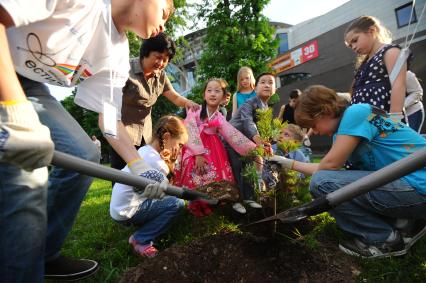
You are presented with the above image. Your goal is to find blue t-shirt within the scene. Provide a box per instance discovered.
[236,90,257,108]
[272,144,310,163]
[336,104,426,194]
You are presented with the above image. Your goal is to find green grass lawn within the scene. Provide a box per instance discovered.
[51,177,426,283]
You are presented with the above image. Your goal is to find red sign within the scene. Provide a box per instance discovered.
[270,40,319,74]
[301,40,319,62]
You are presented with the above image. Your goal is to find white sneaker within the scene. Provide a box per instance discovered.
[243,200,262,208]
[232,203,246,214]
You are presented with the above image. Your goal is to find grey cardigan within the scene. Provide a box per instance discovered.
[229,95,268,140]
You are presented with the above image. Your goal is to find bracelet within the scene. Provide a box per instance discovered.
[127,158,142,166]
[290,160,295,170]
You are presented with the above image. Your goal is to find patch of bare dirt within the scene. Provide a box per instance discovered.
[119,223,359,283]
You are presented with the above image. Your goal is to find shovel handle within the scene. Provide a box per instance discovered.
[327,147,426,206]
[51,151,218,205]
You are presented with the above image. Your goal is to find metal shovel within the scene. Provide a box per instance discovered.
[247,147,426,226]
[51,150,219,205]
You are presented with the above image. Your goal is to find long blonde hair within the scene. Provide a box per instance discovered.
[344,16,393,69]
[236,66,255,92]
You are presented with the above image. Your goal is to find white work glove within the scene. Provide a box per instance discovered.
[128,158,168,199]
[0,101,54,171]
[302,135,311,147]
[267,155,295,170]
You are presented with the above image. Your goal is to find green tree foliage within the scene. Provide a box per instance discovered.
[60,89,109,159]
[191,0,278,100]
[127,0,190,58]
[61,89,101,137]
[255,108,285,142]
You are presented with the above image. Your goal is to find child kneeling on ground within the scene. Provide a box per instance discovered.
[110,116,188,258]
[270,85,426,259]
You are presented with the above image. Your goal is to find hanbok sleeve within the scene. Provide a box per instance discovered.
[217,113,257,156]
[184,109,207,156]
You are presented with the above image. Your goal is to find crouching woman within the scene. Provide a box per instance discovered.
[270,85,426,259]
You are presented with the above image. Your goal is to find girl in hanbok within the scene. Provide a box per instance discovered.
[174,78,257,191]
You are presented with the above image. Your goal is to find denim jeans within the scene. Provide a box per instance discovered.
[407,108,425,133]
[0,76,100,282]
[119,196,184,245]
[310,170,426,244]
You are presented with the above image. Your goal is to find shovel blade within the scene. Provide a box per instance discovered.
[246,207,308,226]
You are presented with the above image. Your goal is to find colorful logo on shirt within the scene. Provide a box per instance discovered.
[54,64,92,84]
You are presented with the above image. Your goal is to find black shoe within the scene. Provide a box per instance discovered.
[45,255,99,281]
[339,232,406,259]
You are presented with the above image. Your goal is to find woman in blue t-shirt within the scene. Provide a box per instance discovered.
[270,85,426,259]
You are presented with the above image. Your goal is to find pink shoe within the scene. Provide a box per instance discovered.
[129,236,159,258]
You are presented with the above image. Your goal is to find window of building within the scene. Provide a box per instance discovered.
[279,72,311,86]
[395,2,417,28]
[277,33,289,54]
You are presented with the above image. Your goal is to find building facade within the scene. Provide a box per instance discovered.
[175,0,426,149]
[271,0,425,149]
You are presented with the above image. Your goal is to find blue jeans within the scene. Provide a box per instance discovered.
[310,170,426,244]
[407,108,425,133]
[0,76,100,282]
[119,196,184,245]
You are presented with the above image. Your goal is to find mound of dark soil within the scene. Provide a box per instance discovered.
[119,229,358,283]
[193,181,240,203]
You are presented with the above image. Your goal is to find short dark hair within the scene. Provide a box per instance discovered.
[289,89,301,99]
[139,32,176,61]
[255,72,275,86]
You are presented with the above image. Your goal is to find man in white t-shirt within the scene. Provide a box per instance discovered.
[0,0,175,281]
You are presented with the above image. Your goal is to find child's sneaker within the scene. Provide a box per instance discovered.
[129,236,158,258]
[338,232,406,259]
[243,200,262,209]
[232,202,247,214]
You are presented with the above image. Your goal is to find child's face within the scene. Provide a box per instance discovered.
[311,114,339,136]
[345,30,375,55]
[204,81,224,108]
[289,98,297,108]
[256,75,276,100]
[163,133,186,156]
[222,94,231,106]
[127,0,171,39]
[240,72,252,89]
[278,129,295,143]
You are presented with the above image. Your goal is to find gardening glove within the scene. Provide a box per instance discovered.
[128,158,168,199]
[302,135,311,147]
[187,200,213,217]
[0,100,54,171]
[267,155,295,170]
